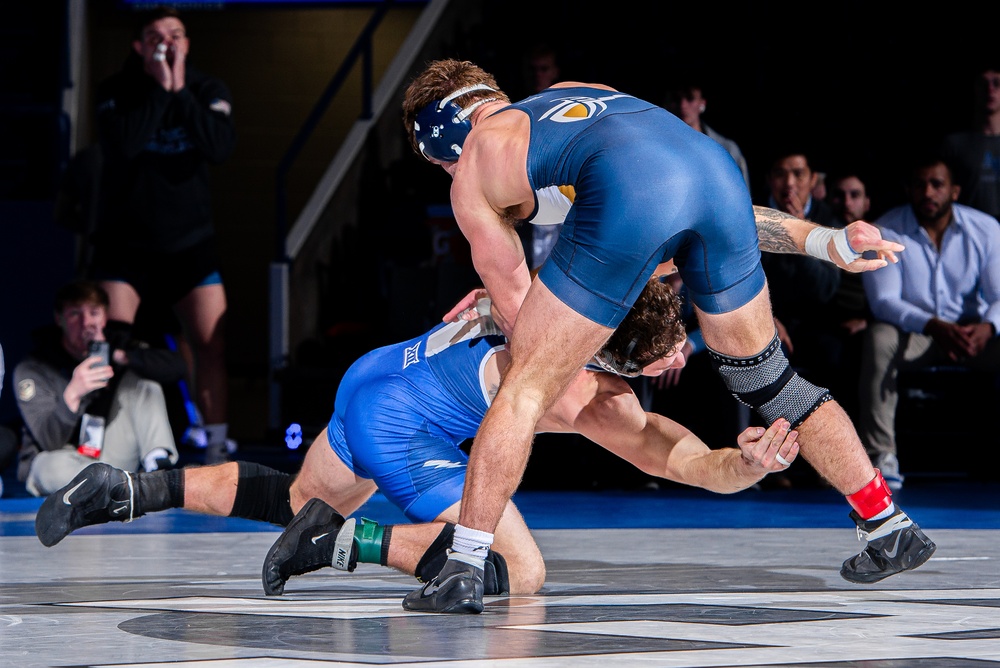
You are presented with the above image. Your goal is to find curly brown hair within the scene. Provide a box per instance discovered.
[602,278,686,370]
[401,59,509,156]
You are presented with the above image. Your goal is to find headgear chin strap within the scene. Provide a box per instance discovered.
[591,338,643,378]
[414,84,497,162]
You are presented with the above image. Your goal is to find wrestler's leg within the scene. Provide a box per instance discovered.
[407,500,544,595]
[695,283,935,583]
[458,279,613,534]
[188,429,378,526]
[290,428,378,515]
[694,284,873,495]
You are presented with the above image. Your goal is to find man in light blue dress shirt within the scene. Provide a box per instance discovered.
[861,155,1000,489]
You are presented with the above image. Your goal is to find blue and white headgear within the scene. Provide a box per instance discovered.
[413,84,498,162]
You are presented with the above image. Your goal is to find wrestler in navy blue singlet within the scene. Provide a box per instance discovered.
[499,87,766,327]
[327,317,505,522]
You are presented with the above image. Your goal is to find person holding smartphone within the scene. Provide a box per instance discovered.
[13,280,184,496]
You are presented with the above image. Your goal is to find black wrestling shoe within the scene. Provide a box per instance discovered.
[261,497,346,596]
[402,555,484,614]
[35,463,136,547]
[840,506,936,584]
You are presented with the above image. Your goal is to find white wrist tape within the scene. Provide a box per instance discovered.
[805,227,862,264]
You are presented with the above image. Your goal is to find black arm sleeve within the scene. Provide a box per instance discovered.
[122,346,188,385]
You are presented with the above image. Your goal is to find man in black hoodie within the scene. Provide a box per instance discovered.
[89,5,235,464]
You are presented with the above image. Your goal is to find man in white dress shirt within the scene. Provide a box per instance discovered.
[861,154,1000,489]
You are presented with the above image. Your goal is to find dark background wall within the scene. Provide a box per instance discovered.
[468,0,995,215]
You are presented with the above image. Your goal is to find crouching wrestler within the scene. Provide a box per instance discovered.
[34,278,799,598]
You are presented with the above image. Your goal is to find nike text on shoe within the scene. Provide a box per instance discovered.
[402,555,485,614]
[35,463,136,547]
[333,518,358,572]
[261,497,346,596]
[840,506,936,584]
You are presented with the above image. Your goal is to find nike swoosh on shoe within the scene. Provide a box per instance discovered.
[884,532,902,559]
[62,480,88,505]
[423,572,462,597]
[311,532,331,545]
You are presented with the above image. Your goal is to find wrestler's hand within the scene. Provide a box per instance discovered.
[834,221,905,272]
[443,288,488,322]
[737,418,799,472]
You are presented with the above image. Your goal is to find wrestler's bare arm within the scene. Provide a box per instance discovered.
[449,131,533,337]
[537,372,797,494]
[753,205,903,271]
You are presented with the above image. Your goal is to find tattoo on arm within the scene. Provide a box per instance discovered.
[754,206,800,254]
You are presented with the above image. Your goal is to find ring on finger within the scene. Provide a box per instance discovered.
[775,453,792,467]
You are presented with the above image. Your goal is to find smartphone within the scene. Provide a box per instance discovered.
[88,340,110,368]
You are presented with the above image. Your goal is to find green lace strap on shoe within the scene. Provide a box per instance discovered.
[354,517,387,565]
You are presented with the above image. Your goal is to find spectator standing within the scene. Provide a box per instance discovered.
[942,61,1000,220]
[860,155,1000,490]
[89,5,235,463]
[14,280,182,497]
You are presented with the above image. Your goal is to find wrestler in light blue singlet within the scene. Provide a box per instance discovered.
[498,87,766,326]
[327,316,504,522]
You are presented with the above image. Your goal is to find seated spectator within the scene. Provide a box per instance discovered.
[828,172,873,226]
[14,280,184,496]
[759,149,867,418]
[812,171,828,202]
[823,170,877,415]
[860,154,1000,490]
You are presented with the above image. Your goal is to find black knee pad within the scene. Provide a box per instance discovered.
[486,550,510,595]
[708,334,832,428]
[228,461,294,526]
[415,523,510,595]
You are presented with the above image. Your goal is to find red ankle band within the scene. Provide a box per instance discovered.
[847,469,892,519]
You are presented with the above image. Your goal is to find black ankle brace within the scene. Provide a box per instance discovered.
[228,461,294,526]
[415,523,455,582]
[136,468,184,515]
